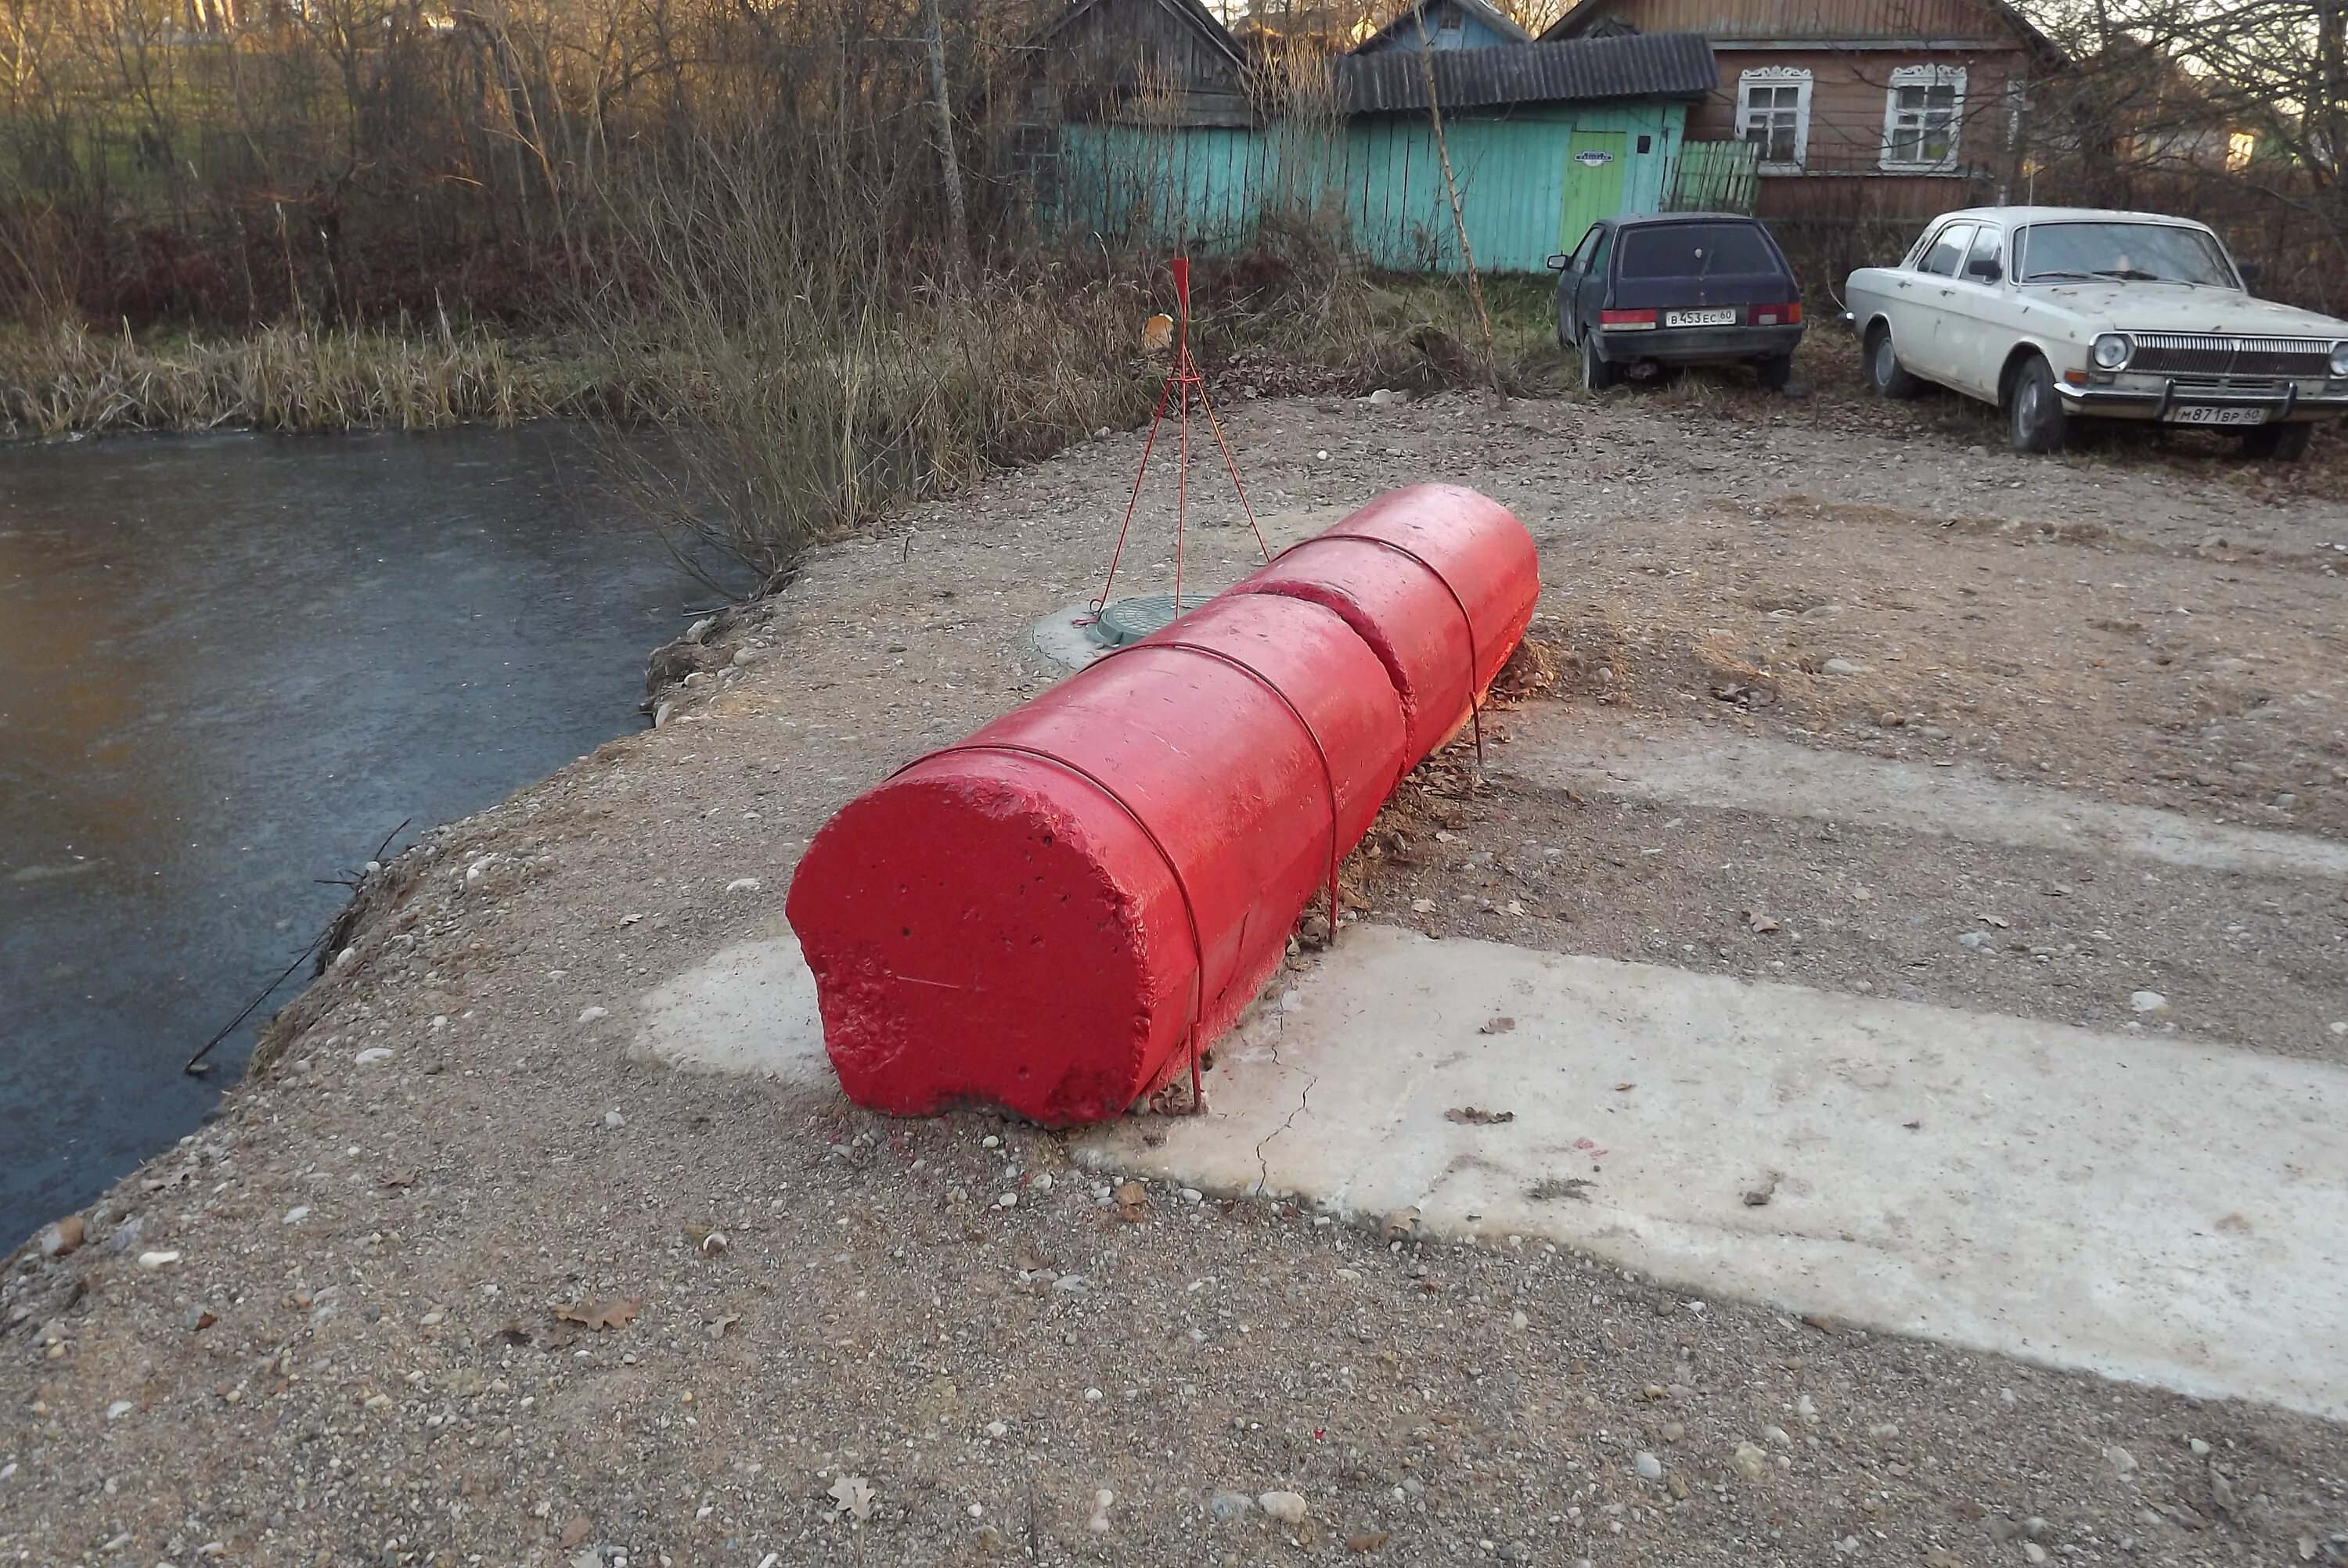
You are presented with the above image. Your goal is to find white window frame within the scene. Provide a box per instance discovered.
[1880,63,1967,174]
[1738,67,1812,174]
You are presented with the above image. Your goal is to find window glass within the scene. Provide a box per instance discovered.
[2012,222,2238,287]
[1963,226,2004,280]
[1569,225,1602,271]
[1887,84,1959,164]
[1882,67,1965,169]
[1738,74,1808,166]
[1915,223,1974,277]
[1590,226,1614,279]
[1618,222,1778,279]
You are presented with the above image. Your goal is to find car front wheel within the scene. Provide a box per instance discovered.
[2007,355,2067,454]
[1865,324,1920,398]
[2241,422,2313,462]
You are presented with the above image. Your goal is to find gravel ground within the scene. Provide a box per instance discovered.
[5,385,2346,1567]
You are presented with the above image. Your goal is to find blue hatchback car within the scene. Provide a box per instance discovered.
[1548,213,1808,391]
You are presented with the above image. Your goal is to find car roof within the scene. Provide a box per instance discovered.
[1925,206,2217,230]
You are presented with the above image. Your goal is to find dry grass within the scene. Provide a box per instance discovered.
[0,318,574,438]
[582,271,1167,592]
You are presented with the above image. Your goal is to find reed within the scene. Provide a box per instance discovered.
[0,318,565,437]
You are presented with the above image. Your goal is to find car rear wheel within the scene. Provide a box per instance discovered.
[2007,355,2066,454]
[2240,422,2313,462]
[1755,353,1794,390]
[1580,348,1619,393]
[1865,325,1920,399]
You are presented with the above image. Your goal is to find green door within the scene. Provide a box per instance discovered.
[1559,131,1628,251]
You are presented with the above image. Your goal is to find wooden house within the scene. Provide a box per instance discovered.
[1350,0,1532,54]
[1537,0,2068,218]
[1021,0,1258,129]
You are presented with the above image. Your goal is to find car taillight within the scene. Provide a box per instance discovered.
[1752,302,1804,326]
[1600,308,1657,330]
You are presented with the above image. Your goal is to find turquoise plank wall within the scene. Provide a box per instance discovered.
[1050,102,1685,273]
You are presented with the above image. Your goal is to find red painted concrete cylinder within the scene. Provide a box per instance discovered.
[786,592,1407,1124]
[1230,484,1540,764]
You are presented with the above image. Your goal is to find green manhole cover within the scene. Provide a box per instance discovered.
[1089,592,1205,647]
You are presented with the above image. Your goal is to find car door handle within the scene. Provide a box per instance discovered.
[1895,279,1910,290]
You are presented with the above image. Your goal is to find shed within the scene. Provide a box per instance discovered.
[1032,3,1720,274]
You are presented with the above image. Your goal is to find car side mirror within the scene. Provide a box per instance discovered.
[1545,253,1572,272]
[1965,257,2002,282]
[2236,261,2263,288]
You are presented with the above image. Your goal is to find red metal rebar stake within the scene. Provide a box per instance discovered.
[1093,256,1272,617]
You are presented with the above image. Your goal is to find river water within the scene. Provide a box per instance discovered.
[0,425,716,1247]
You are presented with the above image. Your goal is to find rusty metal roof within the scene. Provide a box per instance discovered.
[1333,30,1718,113]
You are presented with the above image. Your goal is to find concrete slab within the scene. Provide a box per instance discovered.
[632,935,834,1087]
[1500,710,2348,883]
[1076,924,2348,1419]
[1028,604,1111,672]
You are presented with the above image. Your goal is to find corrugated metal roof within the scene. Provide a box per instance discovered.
[1536,0,2066,67]
[1334,30,1718,113]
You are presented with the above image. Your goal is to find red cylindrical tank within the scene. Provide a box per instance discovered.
[785,592,1408,1124]
[1230,484,1540,764]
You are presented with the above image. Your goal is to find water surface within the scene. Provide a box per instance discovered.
[0,425,714,1246]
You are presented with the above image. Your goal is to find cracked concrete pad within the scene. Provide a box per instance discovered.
[1500,710,2348,883]
[1075,924,2348,1419]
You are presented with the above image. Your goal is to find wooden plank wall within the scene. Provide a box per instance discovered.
[1048,103,1687,272]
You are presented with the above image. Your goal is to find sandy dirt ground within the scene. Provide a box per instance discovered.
[5,383,2346,1568]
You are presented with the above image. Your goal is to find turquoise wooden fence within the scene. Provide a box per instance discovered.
[1045,102,1687,273]
[1666,138,1761,214]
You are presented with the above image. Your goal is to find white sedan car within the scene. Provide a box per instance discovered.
[1843,206,2348,459]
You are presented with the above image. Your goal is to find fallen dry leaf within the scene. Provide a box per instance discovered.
[1346,1530,1392,1553]
[1743,908,1781,934]
[1614,1082,1636,1092]
[553,1298,639,1332]
[1115,1181,1148,1222]
[558,1516,592,1551]
[1479,1016,1516,1034]
[828,1473,877,1520]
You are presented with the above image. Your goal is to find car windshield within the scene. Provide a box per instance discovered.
[2013,221,2237,287]
[1618,222,1777,279]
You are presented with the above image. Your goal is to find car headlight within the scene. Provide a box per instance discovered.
[2091,333,2131,370]
[2332,340,2348,377]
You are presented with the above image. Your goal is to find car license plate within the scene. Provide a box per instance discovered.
[1664,308,1738,328]
[2165,405,2266,426]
